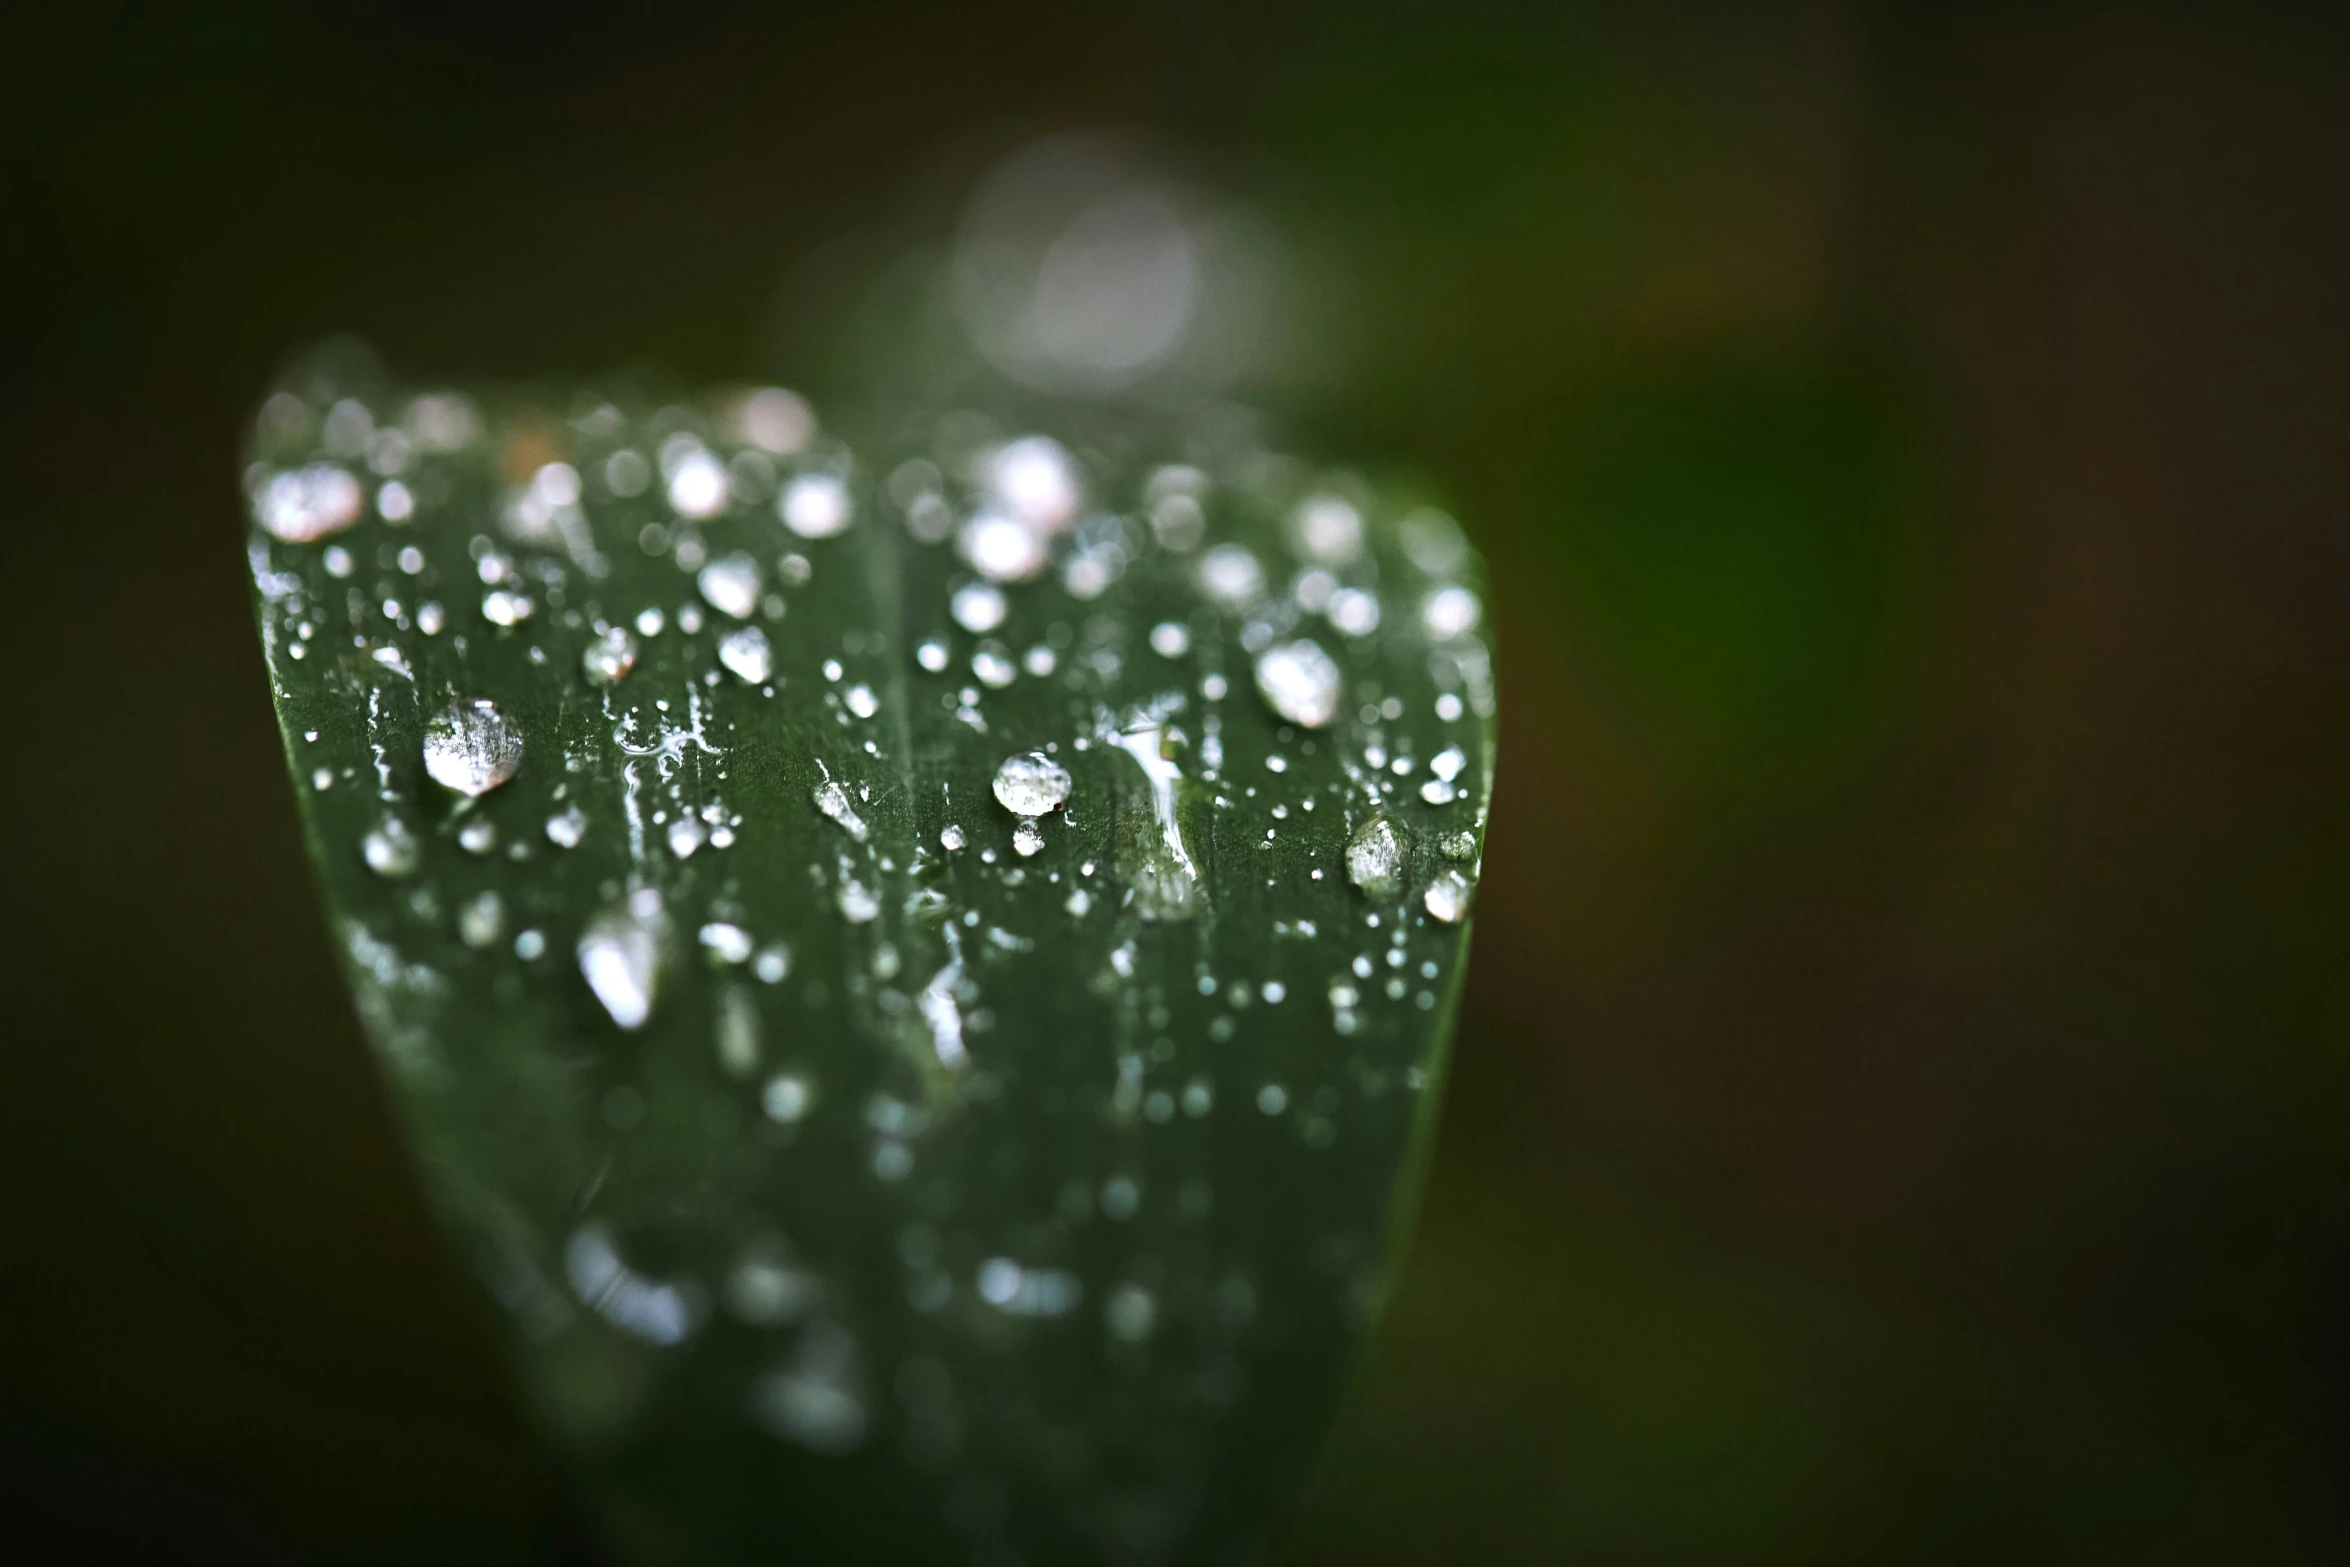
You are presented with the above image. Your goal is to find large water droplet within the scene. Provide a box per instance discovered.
[1423,867,1474,923]
[422,700,523,797]
[578,889,671,1030]
[992,751,1072,816]
[718,626,773,684]
[1346,817,1404,899]
[698,553,762,619]
[1253,640,1342,729]
[582,626,638,686]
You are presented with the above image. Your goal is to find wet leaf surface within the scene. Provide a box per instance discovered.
[244,342,1496,1565]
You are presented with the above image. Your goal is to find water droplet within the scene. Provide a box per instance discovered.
[763,1072,813,1123]
[780,472,853,538]
[754,944,790,983]
[1150,621,1191,658]
[667,816,705,858]
[481,588,533,626]
[917,638,949,672]
[1430,745,1466,781]
[580,625,637,686]
[844,683,878,719]
[715,984,760,1076]
[1419,779,1456,805]
[990,436,1081,529]
[380,482,415,523]
[1423,585,1482,640]
[1424,867,1473,923]
[323,545,354,579]
[1346,817,1404,899]
[635,606,666,637]
[740,387,814,454]
[1198,544,1264,607]
[939,823,967,851]
[813,778,868,840]
[666,446,730,519]
[546,807,586,848]
[992,751,1071,816]
[1106,1282,1157,1343]
[458,818,497,855]
[514,929,547,960]
[362,818,419,877]
[1013,820,1045,857]
[718,625,773,683]
[1292,493,1363,563]
[1022,644,1057,677]
[416,602,445,635]
[423,700,523,797]
[700,921,753,963]
[1327,586,1381,638]
[972,644,1015,688]
[1257,1083,1289,1115]
[578,888,671,1030]
[256,465,363,542]
[458,890,504,949]
[958,513,1047,583]
[698,553,762,619]
[837,880,880,923]
[1401,508,1468,574]
[1253,640,1342,728]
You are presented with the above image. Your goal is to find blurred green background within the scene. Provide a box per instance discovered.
[6,2,2350,1561]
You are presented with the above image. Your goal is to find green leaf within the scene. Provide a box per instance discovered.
[243,340,1496,1565]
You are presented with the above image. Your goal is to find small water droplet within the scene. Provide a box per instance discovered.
[1423,585,1482,640]
[951,581,1007,633]
[458,818,497,855]
[1198,544,1264,607]
[1150,621,1192,658]
[917,638,949,672]
[1254,640,1342,729]
[514,929,547,960]
[481,589,533,626]
[666,446,730,519]
[582,625,638,685]
[578,888,671,1030]
[939,823,967,851]
[697,553,762,620]
[416,602,445,635]
[1419,779,1456,805]
[837,879,880,923]
[1346,817,1404,899]
[1013,820,1045,857]
[763,1071,813,1123]
[362,818,419,877]
[546,807,586,848]
[458,890,504,949]
[1257,1083,1289,1115]
[992,751,1071,817]
[667,816,705,858]
[1327,586,1381,638]
[972,644,1015,688]
[699,921,753,963]
[1424,867,1474,923]
[1292,493,1364,564]
[1106,1282,1157,1343]
[256,464,364,542]
[845,683,878,719]
[780,472,854,538]
[959,512,1048,583]
[718,625,773,683]
[813,778,868,841]
[423,700,523,797]
[754,944,790,983]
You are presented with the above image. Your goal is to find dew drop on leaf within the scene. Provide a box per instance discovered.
[992,751,1072,816]
[422,699,523,797]
[1253,640,1342,729]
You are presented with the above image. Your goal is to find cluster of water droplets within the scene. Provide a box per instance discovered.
[246,346,1495,1563]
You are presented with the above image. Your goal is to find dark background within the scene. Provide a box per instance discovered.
[7,2,2350,1561]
